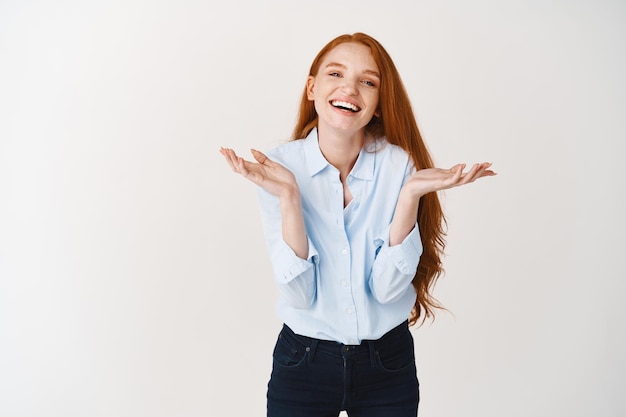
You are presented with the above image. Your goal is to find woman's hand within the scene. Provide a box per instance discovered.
[221,147,308,259]
[220,147,300,199]
[401,162,496,198]
[389,162,495,246]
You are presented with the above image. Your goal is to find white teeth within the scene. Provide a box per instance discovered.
[331,100,360,112]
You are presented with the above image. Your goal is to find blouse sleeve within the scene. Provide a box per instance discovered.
[256,187,318,309]
[368,156,422,304]
[369,223,422,304]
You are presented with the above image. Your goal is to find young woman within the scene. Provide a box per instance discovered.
[221,32,495,417]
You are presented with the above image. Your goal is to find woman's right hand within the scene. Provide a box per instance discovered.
[220,147,299,199]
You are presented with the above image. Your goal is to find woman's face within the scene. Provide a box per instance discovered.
[307,42,380,136]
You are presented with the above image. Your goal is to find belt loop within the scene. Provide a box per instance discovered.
[368,340,377,367]
[308,339,319,363]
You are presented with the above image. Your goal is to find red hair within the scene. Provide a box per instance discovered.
[292,33,447,325]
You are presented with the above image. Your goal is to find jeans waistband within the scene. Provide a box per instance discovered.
[280,320,410,364]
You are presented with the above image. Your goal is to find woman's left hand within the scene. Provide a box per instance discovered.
[402,162,496,198]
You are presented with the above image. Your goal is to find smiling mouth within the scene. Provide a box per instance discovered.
[330,100,361,113]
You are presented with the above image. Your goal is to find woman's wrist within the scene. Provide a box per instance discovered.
[389,190,421,246]
[397,186,423,209]
[278,185,302,207]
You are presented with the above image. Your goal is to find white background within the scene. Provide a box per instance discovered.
[1,1,625,416]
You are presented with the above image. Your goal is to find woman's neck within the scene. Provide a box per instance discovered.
[317,126,364,182]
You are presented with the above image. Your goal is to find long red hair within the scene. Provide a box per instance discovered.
[292,33,446,325]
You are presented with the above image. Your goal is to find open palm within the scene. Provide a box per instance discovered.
[403,162,496,197]
[220,147,299,198]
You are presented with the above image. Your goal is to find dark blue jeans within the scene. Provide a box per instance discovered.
[267,321,419,417]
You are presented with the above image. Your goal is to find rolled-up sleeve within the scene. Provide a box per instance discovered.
[369,222,423,304]
[257,187,318,309]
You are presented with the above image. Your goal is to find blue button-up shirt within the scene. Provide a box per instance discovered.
[257,128,422,345]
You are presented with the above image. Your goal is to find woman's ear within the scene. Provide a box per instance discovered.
[306,76,315,100]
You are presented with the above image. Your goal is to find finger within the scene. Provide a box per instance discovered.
[220,147,237,161]
[220,148,241,173]
[219,147,232,161]
[447,163,465,174]
[223,157,237,172]
[461,163,494,184]
[477,162,497,177]
[448,164,465,183]
[222,148,253,176]
[237,156,252,177]
[250,149,271,166]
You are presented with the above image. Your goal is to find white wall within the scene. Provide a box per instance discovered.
[1,1,624,416]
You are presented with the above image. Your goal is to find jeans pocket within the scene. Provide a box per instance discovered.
[273,331,309,368]
[375,347,415,373]
[375,333,415,373]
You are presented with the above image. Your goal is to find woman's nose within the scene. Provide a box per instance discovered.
[340,78,359,95]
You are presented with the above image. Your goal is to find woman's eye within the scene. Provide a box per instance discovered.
[362,80,376,87]
[329,72,341,77]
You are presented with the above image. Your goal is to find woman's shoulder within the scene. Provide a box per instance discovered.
[371,137,411,163]
[262,138,314,174]
[265,129,318,164]
[265,138,306,161]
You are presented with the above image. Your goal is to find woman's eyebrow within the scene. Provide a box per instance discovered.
[363,69,380,79]
[324,62,380,78]
[324,62,346,70]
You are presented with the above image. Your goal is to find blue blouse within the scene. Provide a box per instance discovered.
[257,128,422,345]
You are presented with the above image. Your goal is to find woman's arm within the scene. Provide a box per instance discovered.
[220,147,316,308]
[390,162,495,245]
[220,147,308,257]
[370,162,496,304]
